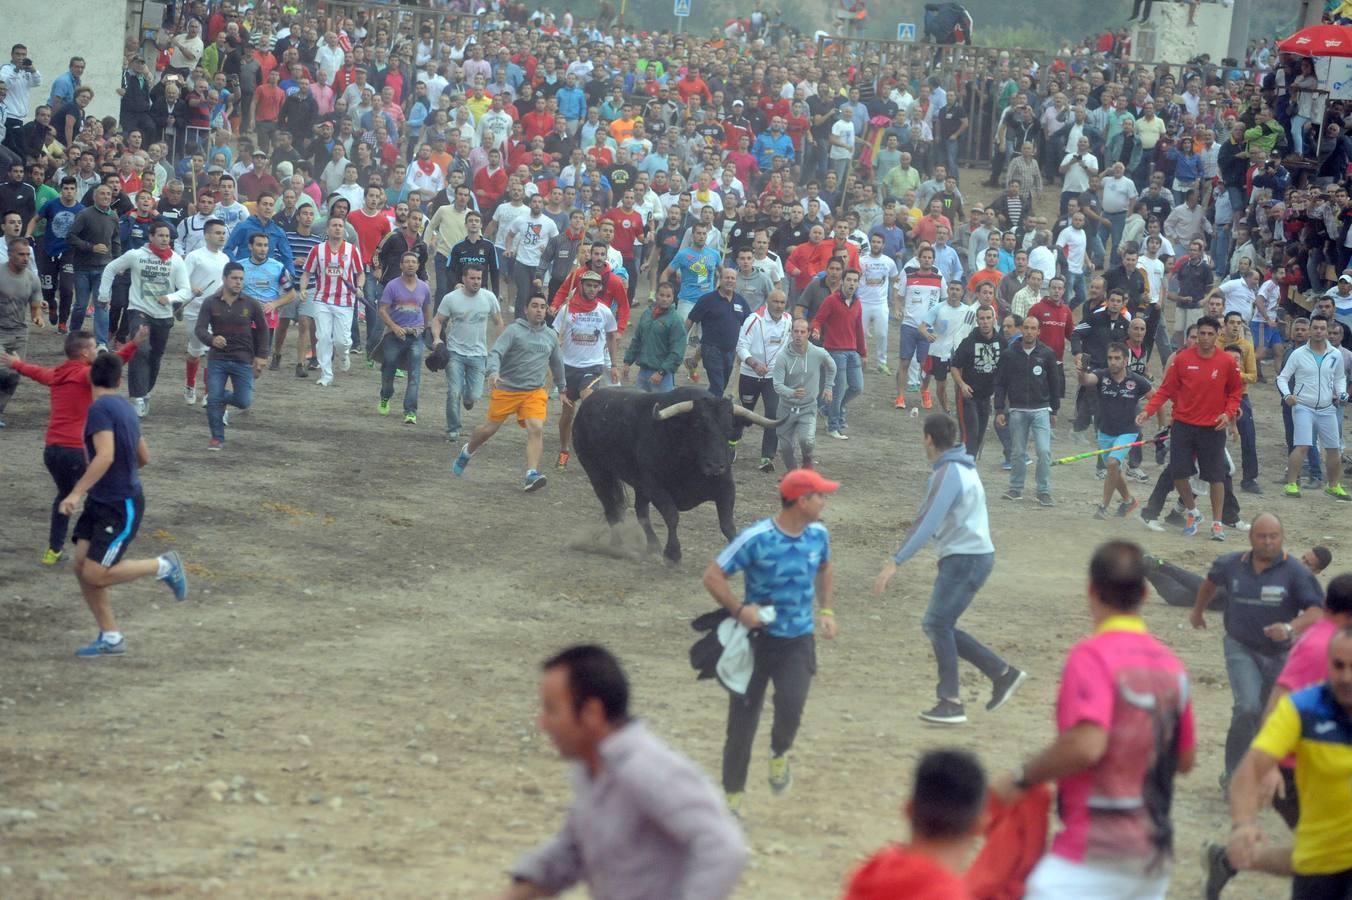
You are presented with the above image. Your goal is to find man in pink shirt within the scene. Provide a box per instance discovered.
[994,540,1196,899]
[1204,573,1352,898]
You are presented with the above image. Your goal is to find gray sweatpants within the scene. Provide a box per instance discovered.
[777,406,817,470]
[0,329,27,413]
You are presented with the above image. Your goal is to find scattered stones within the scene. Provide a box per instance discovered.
[204,780,229,802]
[326,796,343,810]
[0,809,37,826]
[253,791,270,805]
[418,753,439,766]
[295,735,312,748]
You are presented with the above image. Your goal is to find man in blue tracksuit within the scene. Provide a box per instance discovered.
[222,190,296,281]
[873,414,1027,726]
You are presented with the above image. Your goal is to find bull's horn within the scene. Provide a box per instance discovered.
[653,400,696,421]
[732,405,785,429]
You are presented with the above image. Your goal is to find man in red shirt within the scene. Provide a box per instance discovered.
[844,750,988,900]
[1137,315,1244,540]
[1026,275,1075,400]
[675,65,714,105]
[2,328,144,565]
[520,96,555,143]
[601,189,645,303]
[473,147,508,216]
[785,224,828,294]
[252,69,286,152]
[811,269,867,439]
[347,185,394,357]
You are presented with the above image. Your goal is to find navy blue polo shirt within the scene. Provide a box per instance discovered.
[1207,551,1324,655]
[687,290,751,352]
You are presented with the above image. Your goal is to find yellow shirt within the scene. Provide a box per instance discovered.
[1226,333,1257,394]
[1252,688,1352,875]
[1135,115,1166,151]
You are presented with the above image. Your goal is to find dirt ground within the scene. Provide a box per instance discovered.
[2,210,1346,899]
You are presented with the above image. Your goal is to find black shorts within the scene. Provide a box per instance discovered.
[72,493,145,568]
[563,364,604,401]
[924,357,951,381]
[1169,421,1228,483]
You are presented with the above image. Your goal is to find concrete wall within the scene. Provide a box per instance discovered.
[1130,2,1234,65]
[0,0,131,121]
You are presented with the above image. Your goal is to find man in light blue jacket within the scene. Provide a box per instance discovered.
[873,414,1027,726]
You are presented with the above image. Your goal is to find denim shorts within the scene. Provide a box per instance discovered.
[899,324,930,361]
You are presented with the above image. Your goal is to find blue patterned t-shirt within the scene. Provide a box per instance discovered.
[717,518,830,638]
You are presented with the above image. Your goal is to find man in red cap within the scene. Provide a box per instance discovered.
[702,468,839,816]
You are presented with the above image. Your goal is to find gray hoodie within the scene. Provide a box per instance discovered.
[771,341,836,412]
[488,317,566,392]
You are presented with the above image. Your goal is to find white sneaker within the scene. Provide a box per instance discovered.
[340,351,352,372]
[316,375,333,387]
[1230,519,1251,533]
[1125,466,1150,483]
[1142,518,1167,532]
[829,429,848,440]
[184,386,197,404]
[222,409,230,426]
[132,397,147,418]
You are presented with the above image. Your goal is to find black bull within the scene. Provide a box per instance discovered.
[572,386,783,563]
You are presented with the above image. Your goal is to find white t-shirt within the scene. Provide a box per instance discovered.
[858,253,899,305]
[1219,277,1257,321]
[1139,255,1165,305]
[505,213,559,267]
[437,287,501,357]
[174,247,230,319]
[751,252,784,286]
[490,201,530,250]
[1101,175,1139,214]
[553,303,618,368]
[899,269,946,329]
[924,301,975,360]
[1059,153,1097,194]
[1055,226,1087,274]
[829,119,855,160]
[1256,279,1281,322]
[1028,245,1058,284]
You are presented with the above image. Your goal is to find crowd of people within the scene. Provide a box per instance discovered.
[3,0,1352,897]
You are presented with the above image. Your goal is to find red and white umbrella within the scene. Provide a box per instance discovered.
[1277,24,1352,57]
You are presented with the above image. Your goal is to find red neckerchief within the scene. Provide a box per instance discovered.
[416,158,436,176]
[568,284,601,313]
[147,243,173,261]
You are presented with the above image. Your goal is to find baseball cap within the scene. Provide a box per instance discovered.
[732,99,744,107]
[1339,274,1352,285]
[779,469,839,501]
[580,270,603,282]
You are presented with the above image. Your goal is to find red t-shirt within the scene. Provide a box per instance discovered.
[602,207,643,256]
[10,344,138,448]
[1026,298,1074,360]
[347,209,393,267]
[1142,345,1244,426]
[843,846,970,900]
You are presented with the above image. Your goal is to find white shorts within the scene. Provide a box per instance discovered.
[1025,854,1168,900]
[183,316,210,358]
[1292,404,1343,449]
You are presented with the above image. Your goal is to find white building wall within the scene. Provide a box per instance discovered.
[0,0,132,121]
[1130,2,1234,65]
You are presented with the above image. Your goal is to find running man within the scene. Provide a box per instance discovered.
[950,303,1003,458]
[553,270,619,469]
[994,541,1195,899]
[704,468,838,816]
[1,327,145,564]
[0,235,44,427]
[1277,313,1350,502]
[1077,342,1152,520]
[431,262,502,441]
[376,252,431,424]
[858,232,899,373]
[896,245,944,409]
[299,215,365,387]
[195,262,269,450]
[59,352,188,657]
[171,217,228,404]
[452,293,566,492]
[873,414,1026,725]
[770,318,835,471]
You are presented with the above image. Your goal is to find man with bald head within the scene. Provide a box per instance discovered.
[1190,512,1327,784]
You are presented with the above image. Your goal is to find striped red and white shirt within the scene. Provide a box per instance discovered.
[304,240,363,307]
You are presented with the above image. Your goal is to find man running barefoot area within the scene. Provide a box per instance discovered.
[59,352,188,657]
[874,415,1026,725]
[1137,316,1244,541]
[452,294,566,492]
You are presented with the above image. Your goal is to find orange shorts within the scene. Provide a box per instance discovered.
[486,387,548,426]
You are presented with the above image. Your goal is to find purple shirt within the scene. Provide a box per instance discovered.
[379,277,430,329]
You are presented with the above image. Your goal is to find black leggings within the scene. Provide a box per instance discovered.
[737,375,780,459]
[957,391,992,459]
[723,633,815,793]
[43,445,86,553]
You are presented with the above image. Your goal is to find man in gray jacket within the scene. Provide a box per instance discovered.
[771,317,835,471]
[452,293,566,492]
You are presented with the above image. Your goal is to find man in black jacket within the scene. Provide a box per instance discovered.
[950,304,1003,459]
[279,78,319,150]
[1071,288,1130,438]
[118,57,156,139]
[993,314,1060,506]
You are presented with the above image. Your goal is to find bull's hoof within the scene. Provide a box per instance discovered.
[663,551,682,567]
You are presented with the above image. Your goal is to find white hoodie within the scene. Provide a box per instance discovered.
[736,308,791,378]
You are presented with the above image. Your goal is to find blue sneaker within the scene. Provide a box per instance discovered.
[1182,510,1201,537]
[75,634,126,657]
[159,550,189,600]
[452,444,472,476]
[1001,459,1012,471]
[523,469,547,492]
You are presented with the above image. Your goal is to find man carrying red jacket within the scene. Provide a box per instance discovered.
[811,269,867,440]
[1,328,146,565]
[1137,314,1244,541]
[549,241,630,332]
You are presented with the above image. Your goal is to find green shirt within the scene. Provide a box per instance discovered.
[623,301,687,373]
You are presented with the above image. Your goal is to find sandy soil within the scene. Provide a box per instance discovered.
[1,199,1344,900]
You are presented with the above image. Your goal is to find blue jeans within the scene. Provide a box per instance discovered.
[922,553,1006,701]
[702,344,735,397]
[1212,224,1233,279]
[1106,211,1127,267]
[445,351,486,435]
[1237,394,1258,483]
[70,267,105,343]
[637,366,675,392]
[1222,635,1285,775]
[827,350,863,431]
[379,331,425,413]
[943,138,961,182]
[1007,408,1052,494]
[206,359,254,442]
[1065,271,1087,309]
[364,277,385,355]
